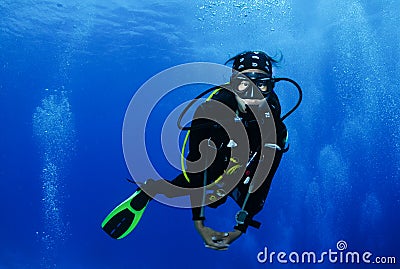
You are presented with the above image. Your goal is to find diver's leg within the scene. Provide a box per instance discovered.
[139,173,202,199]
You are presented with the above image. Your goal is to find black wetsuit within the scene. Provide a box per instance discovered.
[170,87,287,232]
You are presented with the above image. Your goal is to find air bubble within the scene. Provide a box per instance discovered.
[33,91,75,266]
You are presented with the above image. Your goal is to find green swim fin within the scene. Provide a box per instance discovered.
[102,189,150,239]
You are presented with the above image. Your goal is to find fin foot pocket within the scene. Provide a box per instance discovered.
[101,190,150,239]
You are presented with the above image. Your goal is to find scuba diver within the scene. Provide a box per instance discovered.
[102,51,302,250]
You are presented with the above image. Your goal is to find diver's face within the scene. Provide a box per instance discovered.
[232,69,272,99]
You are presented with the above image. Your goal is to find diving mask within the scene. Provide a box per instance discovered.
[231,72,274,99]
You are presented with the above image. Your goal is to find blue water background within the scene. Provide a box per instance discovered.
[0,0,399,268]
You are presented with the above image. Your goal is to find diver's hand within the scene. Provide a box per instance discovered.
[194,220,229,250]
[235,95,247,113]
[222,229,242,245]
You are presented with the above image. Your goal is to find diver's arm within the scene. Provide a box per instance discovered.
[234,148,285,233]
[232,174,275,233]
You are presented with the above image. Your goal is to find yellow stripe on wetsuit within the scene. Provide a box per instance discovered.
[181,87,222,183]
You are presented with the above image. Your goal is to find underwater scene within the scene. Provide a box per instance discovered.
[0,0,399,268]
